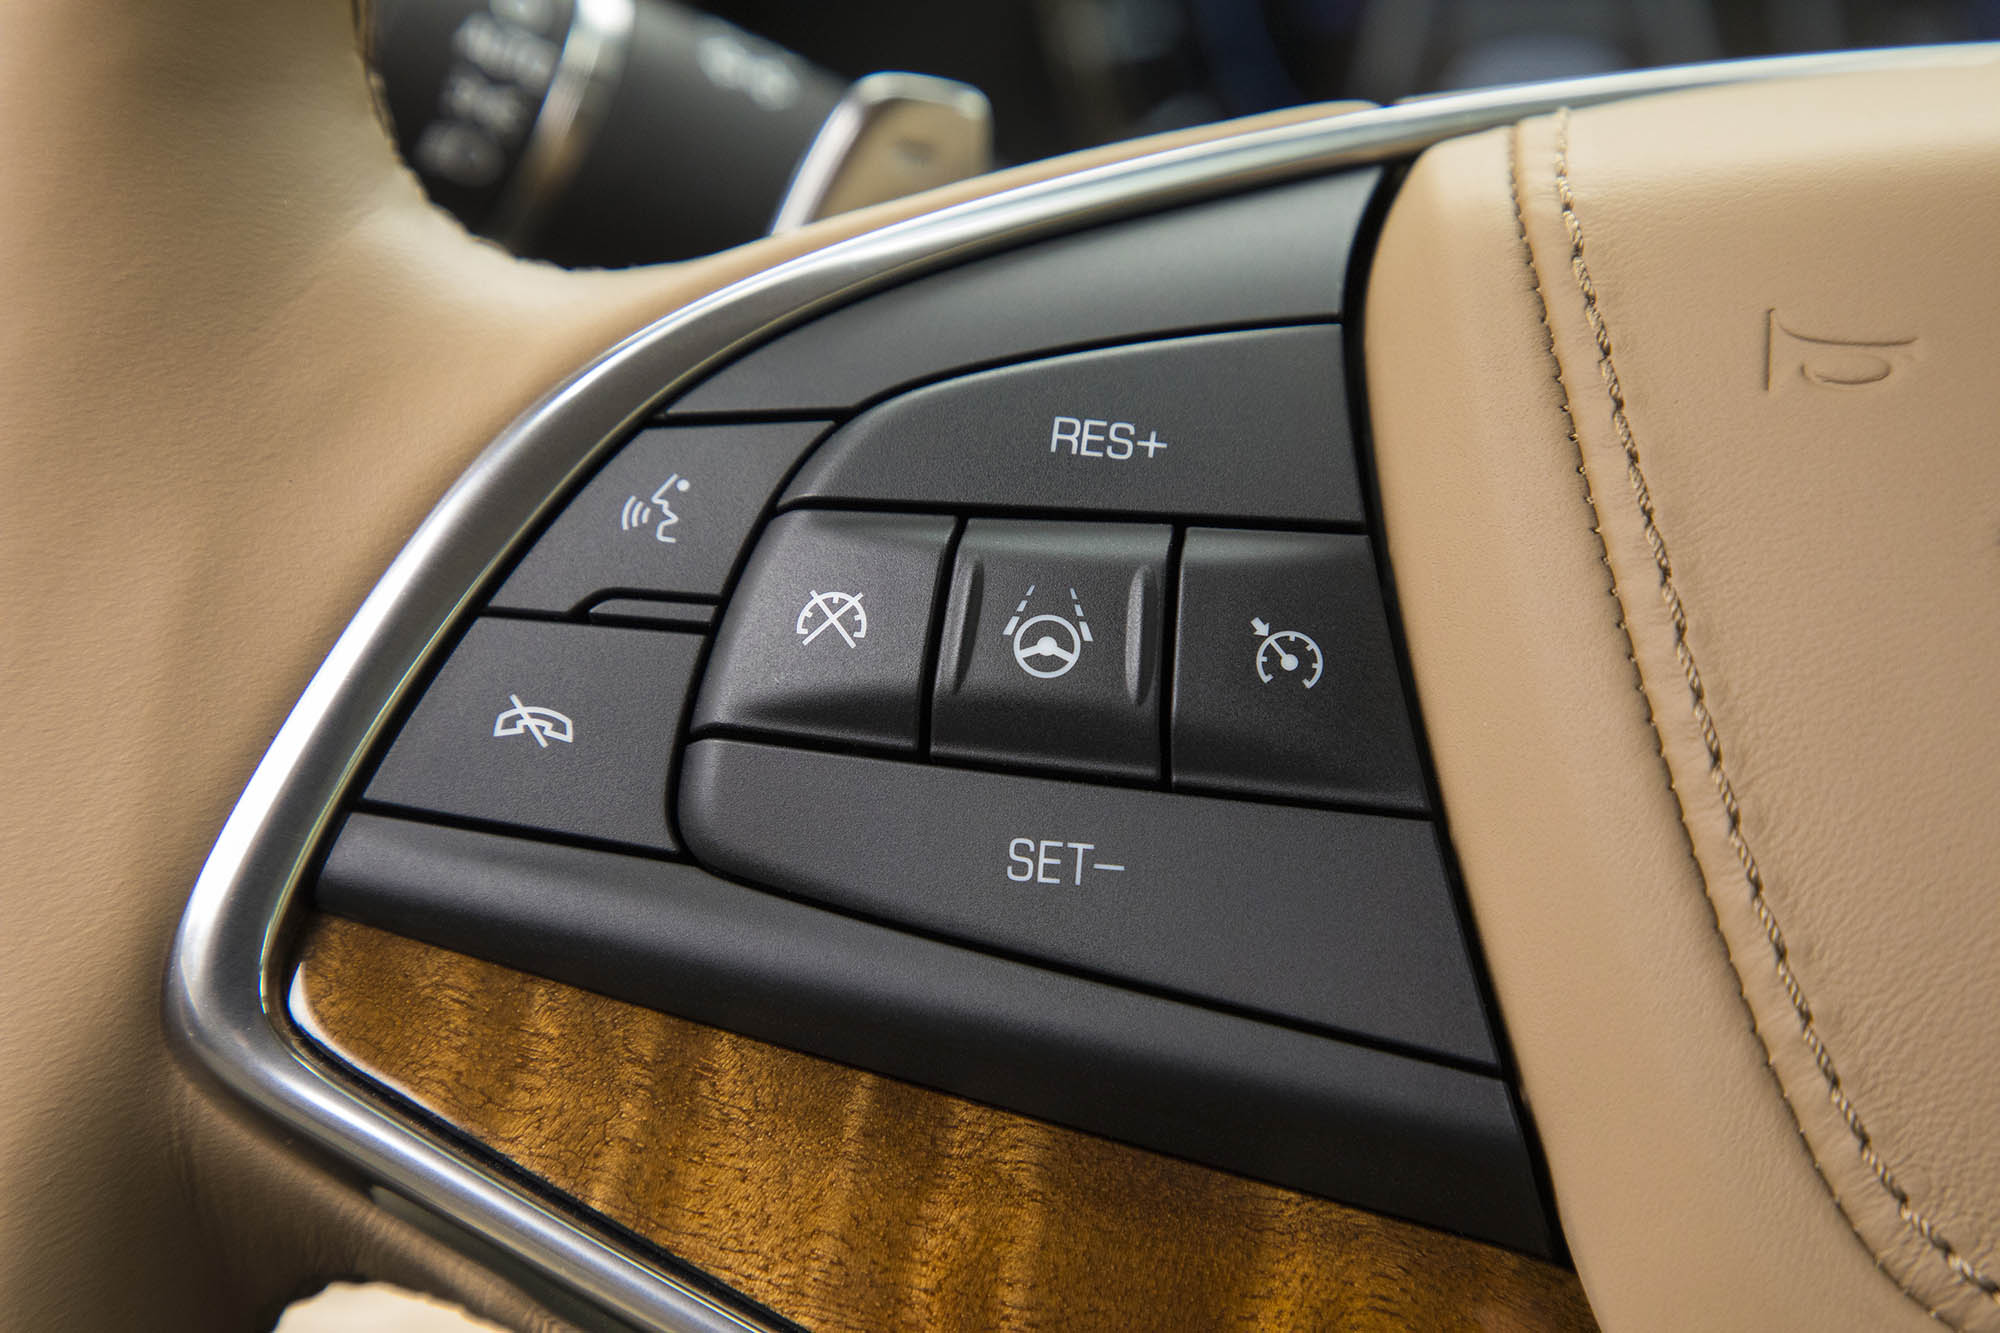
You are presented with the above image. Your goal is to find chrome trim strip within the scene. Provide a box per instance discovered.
[167,43,2000,1333]
[487,0,637,253]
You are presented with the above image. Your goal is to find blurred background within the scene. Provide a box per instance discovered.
[711,0,1998,160]
[372,0,2000,266]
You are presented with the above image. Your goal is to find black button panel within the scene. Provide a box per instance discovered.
[693,512,1426,808]
[490,422,826,613]
[327,169,1559,1257]
[692,511,954,752]
[670,169,1380,415]
[932,520,1169,780]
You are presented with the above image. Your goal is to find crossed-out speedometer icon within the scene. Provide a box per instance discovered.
[796,589,867,648]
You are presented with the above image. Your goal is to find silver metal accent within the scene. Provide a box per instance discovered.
[486,0,637,252]
[167,43,2000,1333]
[771,72,995,233]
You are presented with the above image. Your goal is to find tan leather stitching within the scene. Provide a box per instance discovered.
[1505,125,1591,547]
[1505,123,1668,748]
[1549,106,2000,1318]
[1514,113,1935,1321]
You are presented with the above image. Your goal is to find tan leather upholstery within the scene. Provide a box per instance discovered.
[1369,64,2000,1333]
[0,0,1360,1326]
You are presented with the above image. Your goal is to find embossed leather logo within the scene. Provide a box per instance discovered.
[1766,311,1918,390]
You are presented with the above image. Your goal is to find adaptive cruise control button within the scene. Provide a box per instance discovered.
[365,619,700,851]
[490,422,828,613]
[691,510,955,751]
[780,327,1360,524]
[1173,529,1426,811]
[932,519,1169,780]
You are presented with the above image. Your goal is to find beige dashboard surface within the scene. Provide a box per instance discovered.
[1369,63,2000,1333]
[0,0,1351,1328]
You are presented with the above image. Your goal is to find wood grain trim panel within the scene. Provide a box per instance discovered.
[291,914,1595,1332]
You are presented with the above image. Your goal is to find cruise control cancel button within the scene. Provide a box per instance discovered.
[678,738,1495,1068]
[691,510,954,753]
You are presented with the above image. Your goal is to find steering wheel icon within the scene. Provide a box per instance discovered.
[1011,613,1084,679]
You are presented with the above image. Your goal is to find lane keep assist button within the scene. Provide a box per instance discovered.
[931,519,1169,781]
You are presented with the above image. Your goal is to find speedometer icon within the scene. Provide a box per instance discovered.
[1251,618,1323,689]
